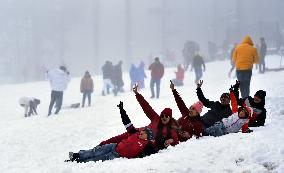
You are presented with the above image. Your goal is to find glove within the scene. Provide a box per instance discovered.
[233,80,240,90]
[245,128,253,133]
[117,101,123,109]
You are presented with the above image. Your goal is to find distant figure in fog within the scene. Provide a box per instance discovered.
[101,61,113,96]
[149,57,164,99]
[80,71,94,107]
[19,97,40,117]
[137,61,147,89]
[259,37,267,73]
[129,63,138,90]
[171,64,185,86]
[191,52,206,83]
[112,60,124,96]
[47,66,70,116]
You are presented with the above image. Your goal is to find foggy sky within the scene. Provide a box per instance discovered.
[0,0,283,83]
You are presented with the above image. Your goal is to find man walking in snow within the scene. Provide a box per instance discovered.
[149,57,164,99]
[259,37,267,73]
[47,66,70,116]
[233,35,259,98]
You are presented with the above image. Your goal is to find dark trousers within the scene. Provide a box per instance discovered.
[150,78,161,98]
[48,90,63,115]
[236,70,252,98]
[259,57,265,73]
[194,67,203,83]
[82,91,92,107]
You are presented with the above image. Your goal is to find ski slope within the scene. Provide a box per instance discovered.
[0,55,283,173]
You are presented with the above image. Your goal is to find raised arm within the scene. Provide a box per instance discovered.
[230,89,238,113]
[117,101,138,135]
[170,80,188,117]
[196,80,214,108]
[133,84,159,121]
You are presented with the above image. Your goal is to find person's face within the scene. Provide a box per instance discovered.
[238,108,247,118]
[188,106,198,117]
[253,96,262,104]
[160,114,171,124]
[139,130,148,140]
[220,94,230,105]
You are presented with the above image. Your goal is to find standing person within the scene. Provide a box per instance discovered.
[80,71,94,107]
[66,101,155,163]
[171,64,185,86]
[137,61,147,89]
[228,43,238,78]
[259,37,267,73]
[112,60,124,96]
[101,61,113,96]
[47,66,70,116]
[196,80,232,128]
[19,97,40,117]
[149,57,164,99]
[233,35,259,98]
[191,52,206,83]
[170,81,204,142]
[129,63,138,91]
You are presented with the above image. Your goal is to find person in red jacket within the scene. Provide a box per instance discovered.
[149,57,164,98]
[171,64,185,86]
[98,83,179,151]
[66,101,155,163]
[170,80,205,142]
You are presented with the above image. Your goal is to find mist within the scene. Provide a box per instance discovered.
[0,0,283,84]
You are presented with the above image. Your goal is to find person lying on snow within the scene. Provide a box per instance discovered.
[66,101,155,163]
[195,80,232,128]
[170,80,204,142]
[98,83,179,151]
[203,85,253,137]
[232,80,267,129]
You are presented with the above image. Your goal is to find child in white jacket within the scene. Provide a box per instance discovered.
[19,97,40,117]
[204,89,253,137]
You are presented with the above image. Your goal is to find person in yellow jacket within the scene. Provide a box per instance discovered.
[233,35,259,98]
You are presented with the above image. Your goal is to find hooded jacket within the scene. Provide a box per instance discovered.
[233,36,259,70]
[47,68,70,91]
[171,89,204,141]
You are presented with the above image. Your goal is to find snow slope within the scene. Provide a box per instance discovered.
[0,55,283,173]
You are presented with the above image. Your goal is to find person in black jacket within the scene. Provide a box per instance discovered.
[232,80,266,127]
[196,80,232,128]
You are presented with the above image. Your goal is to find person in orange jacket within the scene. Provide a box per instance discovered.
[233,35,259,98]
[80,71,94,107]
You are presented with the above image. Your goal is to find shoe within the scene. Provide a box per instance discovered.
[47,112,51,116]
[150,96,154,99]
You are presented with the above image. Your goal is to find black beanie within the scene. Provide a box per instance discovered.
[255,90,266,100]
[144,128,155,141]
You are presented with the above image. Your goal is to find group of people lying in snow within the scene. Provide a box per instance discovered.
[65,80,267,163]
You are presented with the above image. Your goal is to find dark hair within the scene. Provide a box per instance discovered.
[155,118,173,150]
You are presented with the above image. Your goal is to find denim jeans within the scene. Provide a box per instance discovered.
[204,121,226,137]
[236,70,252,98]
[77,143,120,163]
[82,91,92,107]
[150,78,161,98]
[194,67,203,83]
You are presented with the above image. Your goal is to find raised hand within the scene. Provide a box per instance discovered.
[170,80,175,90]
[233,80,240,90]
[196,80,203,88]
[132,83,139,94]
[117,101,123,109]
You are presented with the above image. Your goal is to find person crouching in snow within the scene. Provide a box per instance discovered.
[66,101,155,163]
[203,86,253,137]
[19,97,40,117]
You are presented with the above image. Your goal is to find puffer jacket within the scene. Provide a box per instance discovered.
[233,35,259,70]
[80,76,94,93]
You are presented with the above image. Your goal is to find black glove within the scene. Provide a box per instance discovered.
[117,101,123,109]
[233,80,240,90]
[245,128,253,133]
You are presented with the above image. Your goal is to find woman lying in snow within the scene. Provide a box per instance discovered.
[66,101,155,163]
[203,85,253,137]
[99,83,179,152]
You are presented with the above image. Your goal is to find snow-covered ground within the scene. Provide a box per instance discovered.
[0,55,284,173]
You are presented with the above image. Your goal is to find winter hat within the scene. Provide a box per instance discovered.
[239,104,253,118]
[144,128,155,141]
[221,92,230,99]
[160,108,172,118]
[254,90,266,100]
[191,101,203,114]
